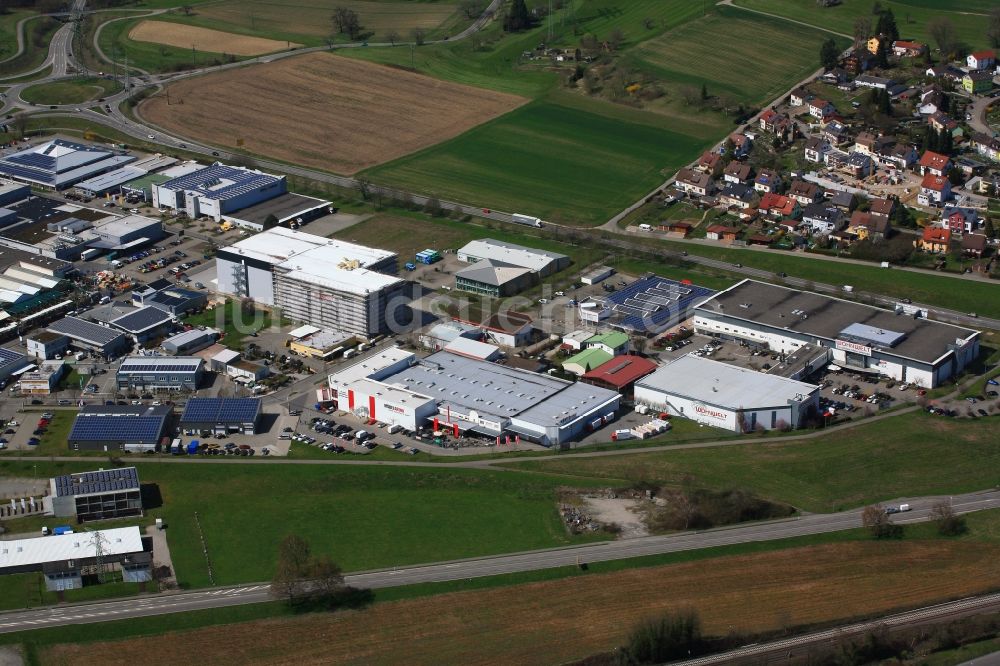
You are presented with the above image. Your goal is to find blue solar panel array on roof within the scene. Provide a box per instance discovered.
[180,397,262,424]
[69,410,167,443]
[110,306,172,333]
[53,467,140,496]
[0,347,25,365]
[160,165,280,202]
[603,276,716,333]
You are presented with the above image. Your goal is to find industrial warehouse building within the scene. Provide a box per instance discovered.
[48,467,142,522]
[0,526,149,591]
[287,325,354,359]
[454,239,569,297]
[0,181,31,207]
[180,397,262,435]
[132,279,206,316]
[47,316,130,360]
[327,348,620,447]
[68,404,170,452]
[216,227,404,337]
[161,328,217,355]
[109,306,174,344]
[0,139,136,190]
[578,275,716,334]
[116,356,203,392]
[26,331,70,360]
[17,360,65,395]
[152,163,287,221]
[694,280,981,388]
[635,355,821,432]
[0,347,29,385]
[581,355,658,397]
[221,192,333,231]
[82,215,164,252]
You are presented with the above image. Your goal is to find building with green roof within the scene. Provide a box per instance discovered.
[563,348,612,376]
[585,331,629,356]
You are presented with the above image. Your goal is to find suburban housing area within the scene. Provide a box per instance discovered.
[1,0,1000,664]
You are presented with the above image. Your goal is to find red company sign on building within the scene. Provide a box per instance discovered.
[693,404,729,422]
[835,339,872,356]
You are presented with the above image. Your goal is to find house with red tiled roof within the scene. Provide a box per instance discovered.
[705,225,740,242]
[892,40,926,58]
[918,151,951,177]
[581,355,658,397]
[696,150,723,176]
[808,98,835,120]
[915,226,951,253]
[918,174,951,206]
[846,210,891,241]
[759,192,800,220]
[967,50,996,71]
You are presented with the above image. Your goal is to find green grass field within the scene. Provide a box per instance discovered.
[363,99,707,226]
[181,299,283,346]
[0,9,34,62]
[0,573,143,612]
[733,0,991,48]
[0,461,610,589]
[631,8,848,105]
[504,412,1000,513]
[0,15,61,77]
[20,77,120,105]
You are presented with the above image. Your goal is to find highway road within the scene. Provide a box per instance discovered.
[0,489,999,634]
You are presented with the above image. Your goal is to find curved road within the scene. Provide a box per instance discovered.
[0,489,998,634]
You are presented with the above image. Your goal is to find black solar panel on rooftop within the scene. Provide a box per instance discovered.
[180,397,261,424]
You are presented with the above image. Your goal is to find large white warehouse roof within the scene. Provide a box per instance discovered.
[637,355,818,408]
[0,527,143,569]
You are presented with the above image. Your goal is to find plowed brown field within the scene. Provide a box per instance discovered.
[140,53,526,174]
[40,541,1000,666]
[128,21,299,56]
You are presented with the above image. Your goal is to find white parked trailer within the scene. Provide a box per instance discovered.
[511,213,543,228]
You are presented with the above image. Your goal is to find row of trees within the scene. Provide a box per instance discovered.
[862,501,967,540]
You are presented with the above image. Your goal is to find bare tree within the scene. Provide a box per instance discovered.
[459,0,486,19]
[607,28,625,51]
[386,29,400,46]
[332,7,363,39]
[862,504,902,539]
[270,534,311,603]
[927,17,958,58]
[411,27,426,46]
[12,113,28,139]
[180,5,193,15]
[853,16,872,46]
[930,501,967,536]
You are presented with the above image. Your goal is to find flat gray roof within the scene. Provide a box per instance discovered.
[49,316,127,347]
[637,355,819,408]
[386,351,618,428]
[696,280,978,364]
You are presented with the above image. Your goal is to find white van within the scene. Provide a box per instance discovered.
[387,424,403,434]
[639,224,653,231]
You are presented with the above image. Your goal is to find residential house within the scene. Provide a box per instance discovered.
[747,234,775,247]
[941,206,981,235]
[971,132,1000,162]
[892,40,926,57]
[778,218,803,234]
[843,48,876,74]
[961,234,988,258]
[788,180,822,205]
[963,70,994,95]
[802,203,845,235]
[880,143,918,171]
[790,88,809,107]
[830,191,857,212]
[967,50,996,71]
[804,136,830,163]
[915,226,951,253]
[925,65,964,83]
[869,197,896,222]
[737,207,759,222]
[674,168,714,197]
[822,121,849,145]
[705,225,740,242]
[821,68,850,85]
[718,183,757,210]
[853,132,894,157]
[808,98,836,120]
[723,161,753,184]
[928,111,960,137]
[918,151,951,177]
[918,86,945,115]
[846,211,891,241]
[754,169,782,194]
[918,174,951,206]
[760,109,794,139]
[696,150,723,175]
[759,192,800,220]
[954,156,987,178]
[838,152,875,179]
[866,36,882,55]
[728,133,752,159]
[855,75,894,90]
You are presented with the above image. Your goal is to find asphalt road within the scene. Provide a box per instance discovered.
[1,490,998,634]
